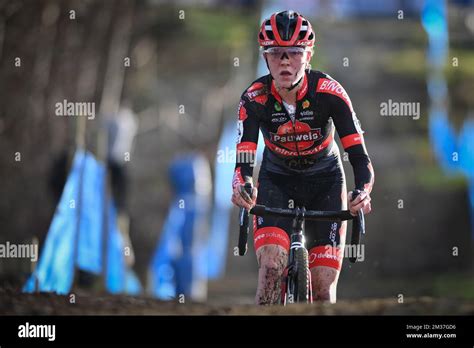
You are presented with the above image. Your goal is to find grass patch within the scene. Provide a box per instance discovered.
[383,47,474,80]
[383,48,427,78]
[433,272,474,300]
[185,7,256,50]
[403,137,468,191]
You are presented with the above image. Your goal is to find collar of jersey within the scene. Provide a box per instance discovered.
[271,72,308,104]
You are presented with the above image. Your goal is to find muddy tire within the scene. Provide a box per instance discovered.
[294,248,310,303]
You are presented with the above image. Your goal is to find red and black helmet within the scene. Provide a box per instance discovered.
[258,10,315,48]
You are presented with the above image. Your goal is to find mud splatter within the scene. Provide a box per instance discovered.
[256,245,288,305]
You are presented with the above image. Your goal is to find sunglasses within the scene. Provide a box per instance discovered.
[263,47,307,60]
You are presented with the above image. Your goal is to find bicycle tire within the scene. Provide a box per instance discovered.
[294,247,310,303]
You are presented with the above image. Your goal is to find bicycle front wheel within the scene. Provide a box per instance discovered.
[294,247,311,303]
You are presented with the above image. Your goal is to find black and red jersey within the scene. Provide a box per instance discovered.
[233,69,374,193]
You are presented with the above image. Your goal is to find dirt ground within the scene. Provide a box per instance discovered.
[1,288,473,315]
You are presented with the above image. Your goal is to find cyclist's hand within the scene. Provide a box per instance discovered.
[231,184,257,210]
[348,190,371,216]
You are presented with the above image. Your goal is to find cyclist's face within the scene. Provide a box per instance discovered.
[263,47,312,88]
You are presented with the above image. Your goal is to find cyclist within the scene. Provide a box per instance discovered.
[231,10,374,305]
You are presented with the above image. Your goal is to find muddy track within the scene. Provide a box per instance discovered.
[1,290,473,315]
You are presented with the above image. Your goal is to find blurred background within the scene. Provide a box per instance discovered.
[0,0,473,308]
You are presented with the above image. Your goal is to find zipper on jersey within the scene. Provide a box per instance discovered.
[281,97,303,167]
[290,116,301,159]
[290,103,302,161]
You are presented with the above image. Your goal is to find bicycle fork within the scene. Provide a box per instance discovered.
[280,207,313,305]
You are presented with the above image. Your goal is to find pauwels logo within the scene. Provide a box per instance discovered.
[270,120,322,151]
[245,82,268,105]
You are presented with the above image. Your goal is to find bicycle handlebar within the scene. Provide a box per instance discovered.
[348,190,365,263]
[249,205,354,221]
[238,189,366,263]
[237,183,253,256]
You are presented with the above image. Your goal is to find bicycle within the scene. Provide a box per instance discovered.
[238,183,366,305]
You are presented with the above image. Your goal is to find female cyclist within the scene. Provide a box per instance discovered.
[231,10,374,304]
